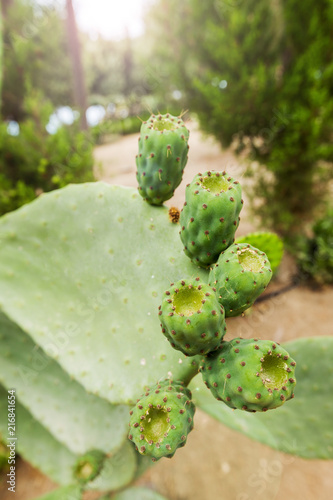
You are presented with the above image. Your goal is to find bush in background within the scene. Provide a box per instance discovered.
[296,207,333,286]
[0,92,94,215]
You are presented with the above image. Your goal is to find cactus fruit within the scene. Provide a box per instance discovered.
[159,277,226,356]
[200,338,296,412]
[236,232,284,274]
[179,171,243,267]
[209,243,272,317]
[73,449,107,484]
[136,113,190,205]
[128,380,195,461]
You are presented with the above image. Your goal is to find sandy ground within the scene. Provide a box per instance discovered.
[1,121,332,500]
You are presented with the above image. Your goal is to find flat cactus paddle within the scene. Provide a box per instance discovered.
[0,183,208,405]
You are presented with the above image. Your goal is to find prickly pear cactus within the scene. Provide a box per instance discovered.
[236,232,284,274]
[209,243,272,316]
[159,277,226,356]
[73,449,107,484]
[0,110,333,500]
[179,170,243,267]
[200,338,296,412]
[136,113,189,205]
[128,380,195,461]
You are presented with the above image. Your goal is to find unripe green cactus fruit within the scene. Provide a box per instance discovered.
[136,113,190,205]
[236,231,284,274]
[73,449,107,484]
[128,380,195,461]
[159,277,226,356]
[179,170,243,267]
[209,243,272,317]
[200,338,296,412]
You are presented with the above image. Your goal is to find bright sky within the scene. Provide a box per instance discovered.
[72,0,154,40]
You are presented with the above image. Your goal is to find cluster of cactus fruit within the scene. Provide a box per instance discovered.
[129,113,296,461]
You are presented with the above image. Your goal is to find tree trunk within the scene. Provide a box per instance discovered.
[65,0,88,130]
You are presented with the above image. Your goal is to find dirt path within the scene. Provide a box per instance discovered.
[1,122,332,500]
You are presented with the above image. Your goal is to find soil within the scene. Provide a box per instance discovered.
[1,120,332,500]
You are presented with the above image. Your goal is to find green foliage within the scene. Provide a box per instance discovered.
[295,207,333,285]
[144,0,333,234]
[2,0,72,120]
[91,114,151,144]
[0,91,94,215]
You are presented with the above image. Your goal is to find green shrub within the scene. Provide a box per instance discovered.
[296,207,333,286]
[0,94,94,215]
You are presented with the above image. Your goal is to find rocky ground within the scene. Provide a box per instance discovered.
[1,120,332,500]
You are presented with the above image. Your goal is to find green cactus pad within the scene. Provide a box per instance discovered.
[209,243,272,316]
[191,336,333,459]
[179,171,243,267]
[236,232,284,274]
[73,449,106,484]
[113,487,169,500]
[34,485,82,500]
[128,380,195,461]
[136,113,189,205]
[159,277,226,356]
[0,183,208,405]
[0,384,77,485]
[0,434,10,472]
[200,338,296,411]
[85,442,137,492]
[0,312,129,455]
[0,384,138,489]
